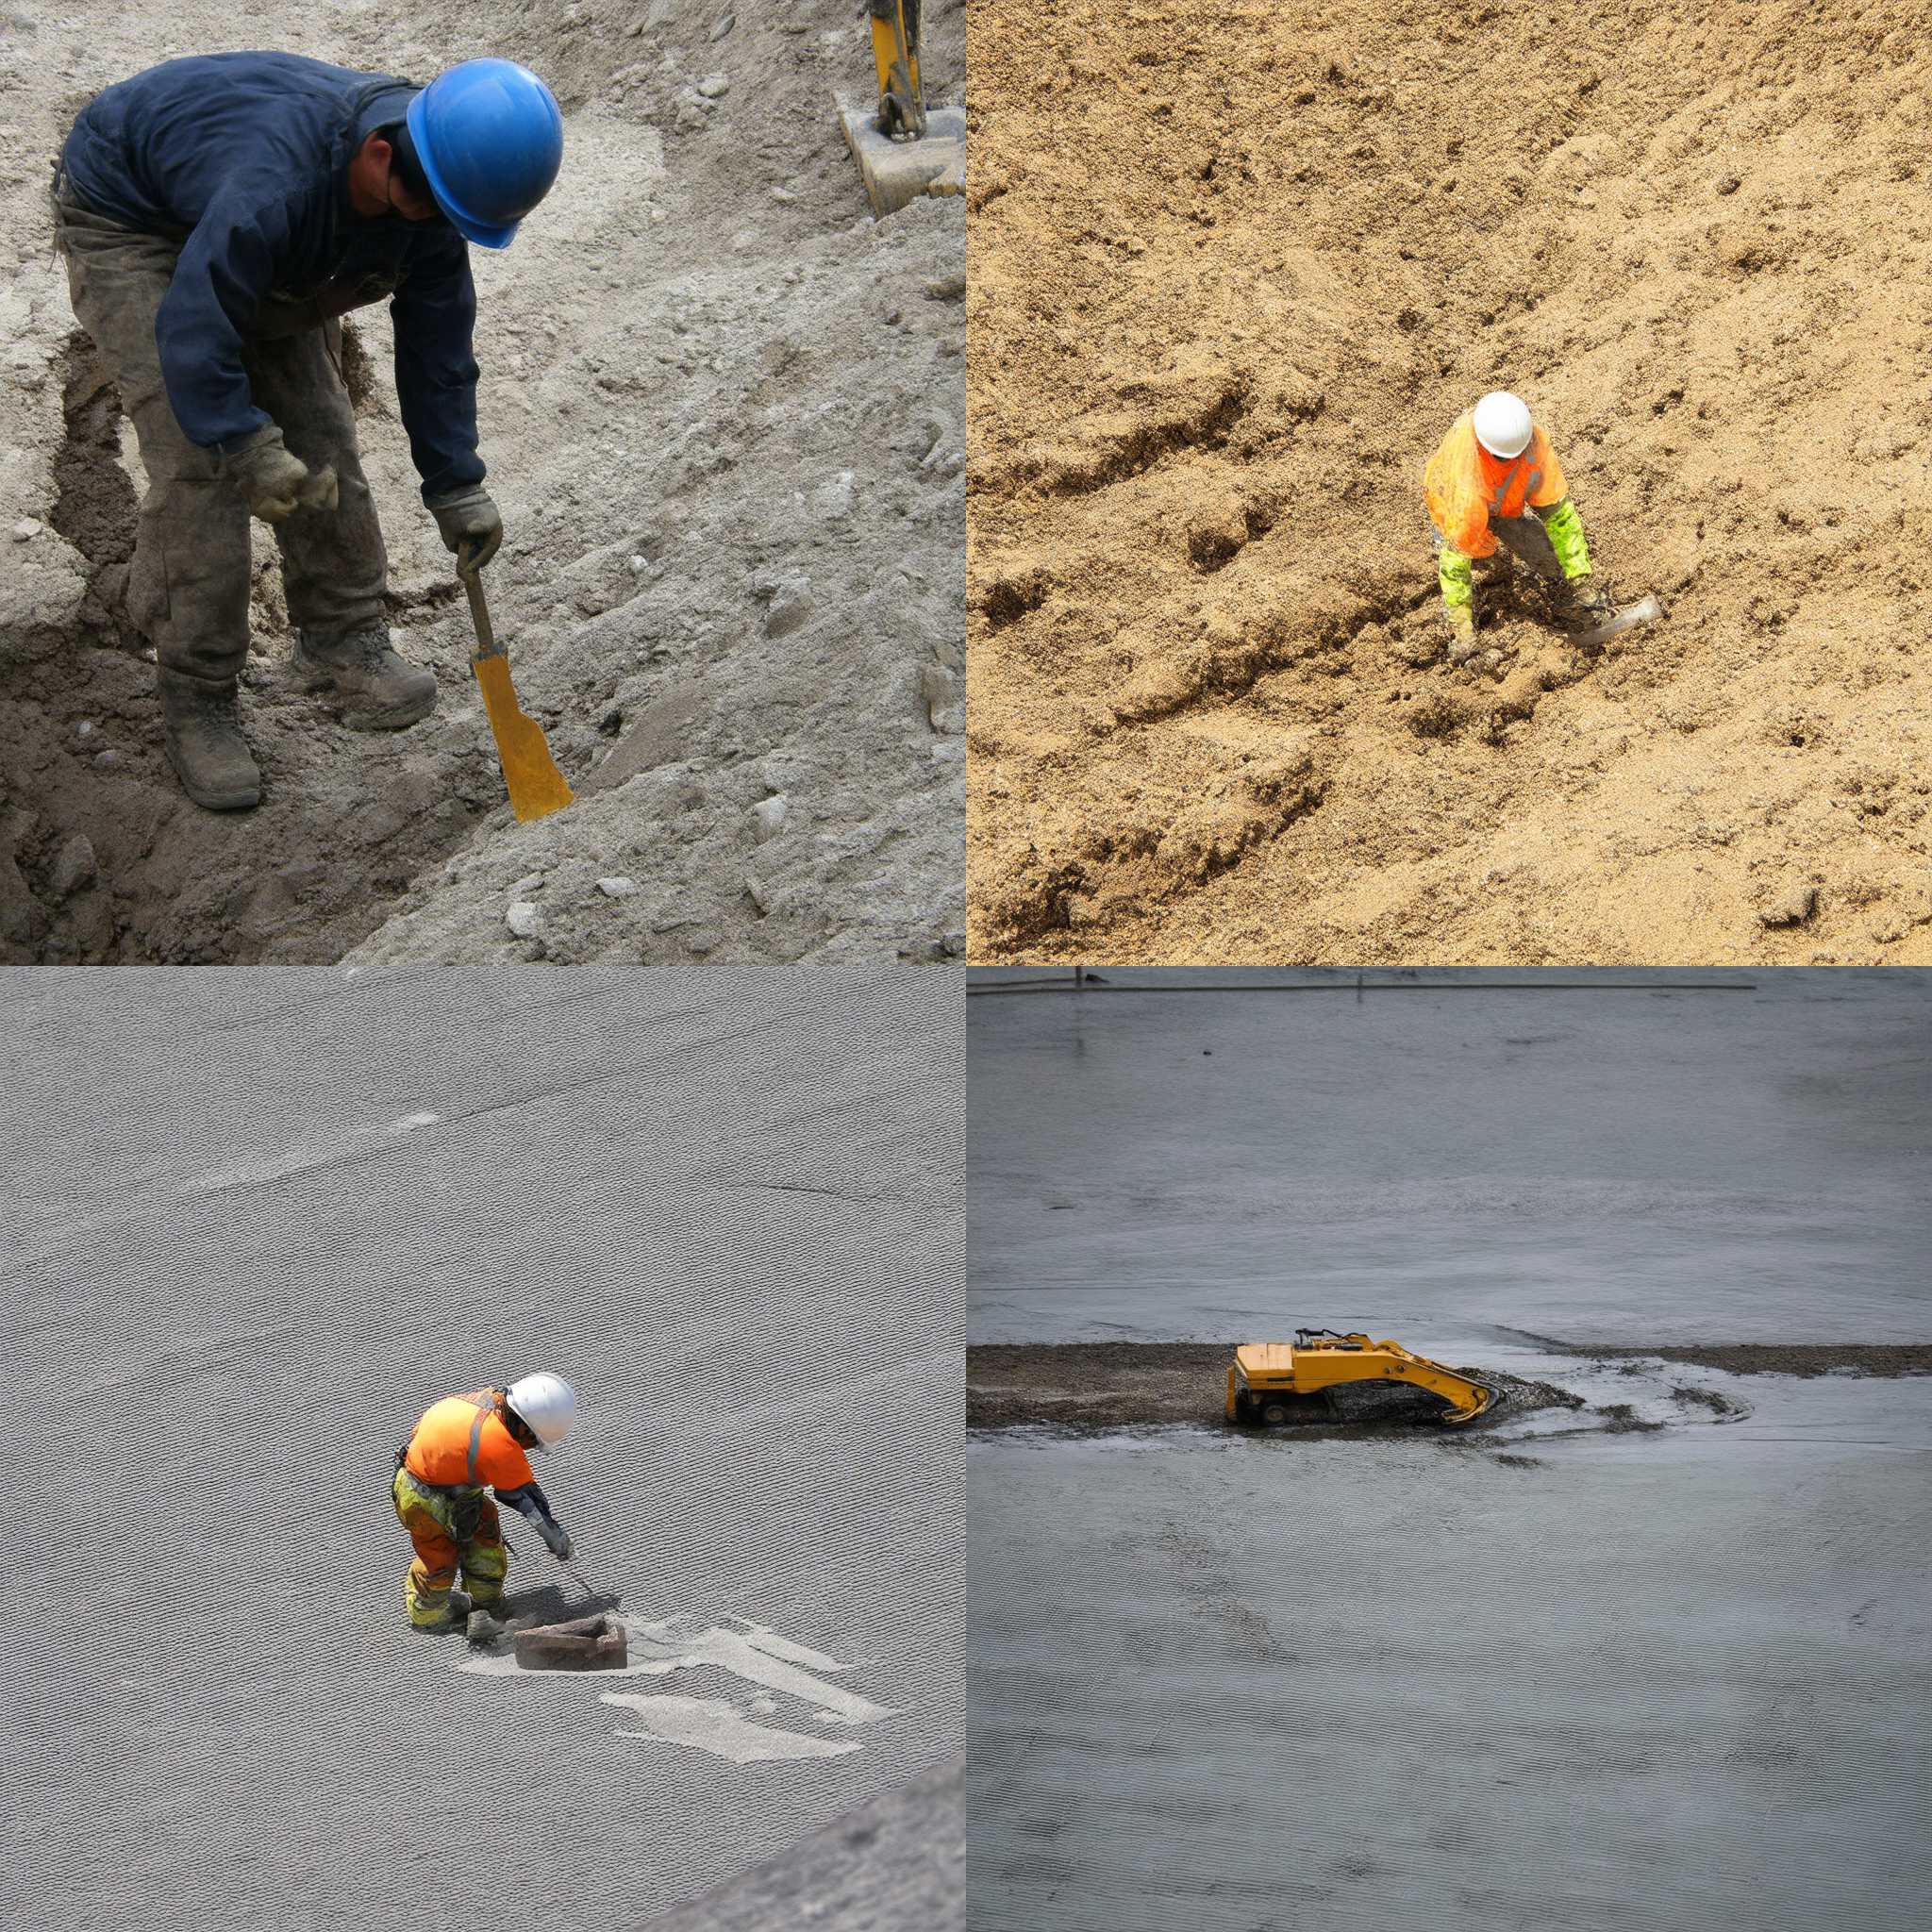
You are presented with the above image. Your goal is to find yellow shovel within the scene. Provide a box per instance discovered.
[458,550,573,823]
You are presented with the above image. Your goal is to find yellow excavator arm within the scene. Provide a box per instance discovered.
[1226,1330,1498,1426]
[868,0,927,139]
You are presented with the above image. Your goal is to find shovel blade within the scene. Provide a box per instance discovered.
[473,654,574,823]
[1570,591,1662,649]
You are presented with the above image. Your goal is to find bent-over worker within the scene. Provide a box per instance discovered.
[53,52,563,809]
[1424,391,1612,662]
[392,1374,578,1630]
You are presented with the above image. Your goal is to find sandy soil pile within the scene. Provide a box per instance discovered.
[966,0,1932,964]
[0,0,964,963]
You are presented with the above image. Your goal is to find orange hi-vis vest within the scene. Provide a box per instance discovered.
[1424,411,1568,559]
[405,1389,535,1492]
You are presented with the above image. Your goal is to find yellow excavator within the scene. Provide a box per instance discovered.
[1225,1330,1498,1427]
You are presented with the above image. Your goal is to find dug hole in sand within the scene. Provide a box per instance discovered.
[0,0,964,964]
[967,0,1932,965]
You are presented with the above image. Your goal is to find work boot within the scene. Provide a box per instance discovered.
[158,671,262,811]
[292,625,437,730]
[466,1607,511,1648]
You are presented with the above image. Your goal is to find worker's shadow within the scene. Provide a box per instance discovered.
[1481,522,1573,632]
[505,1579,623,1622]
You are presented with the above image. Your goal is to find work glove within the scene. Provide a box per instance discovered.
[225,425,338,524]
[1568,576,1614,625]
[540,1515,572,1562]
[429,484,503,572]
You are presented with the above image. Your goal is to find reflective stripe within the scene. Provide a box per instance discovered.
[455,1387,503,1487]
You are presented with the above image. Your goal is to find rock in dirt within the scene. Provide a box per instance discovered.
[48,832,96,900]
[1757,883,1819,927]
[595,875,638,898]
[506,901,542,939]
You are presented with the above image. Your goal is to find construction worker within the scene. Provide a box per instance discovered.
[392,1374,578,1630]
[1424,391,1613,662]
[50,52,564,810]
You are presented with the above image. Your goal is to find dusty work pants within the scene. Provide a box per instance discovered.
[51,187,388,691]
[392,1467,509,1627]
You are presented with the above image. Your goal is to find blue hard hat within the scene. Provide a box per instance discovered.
[406,59,563,250]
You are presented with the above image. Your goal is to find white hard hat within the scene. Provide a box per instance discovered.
[1472,391,1534,458]
[505,1373,577,1446]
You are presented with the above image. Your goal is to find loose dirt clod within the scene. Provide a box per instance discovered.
[0,1,965,965]
[967,0,1932,966]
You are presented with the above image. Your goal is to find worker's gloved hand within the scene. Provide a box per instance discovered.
[429,484,503,572]
[539,1515,572,1561]
[225,425,338,524]
[1568,576,1614,625]
[1442,601,1478,664]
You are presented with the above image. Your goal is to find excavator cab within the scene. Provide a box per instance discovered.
[1225,1330,1498,1427]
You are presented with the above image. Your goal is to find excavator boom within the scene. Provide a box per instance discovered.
[1226,1330,1498,1425]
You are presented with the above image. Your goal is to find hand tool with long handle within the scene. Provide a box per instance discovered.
[458,548,574,823]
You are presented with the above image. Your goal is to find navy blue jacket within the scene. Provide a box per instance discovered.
[62,52,484,501]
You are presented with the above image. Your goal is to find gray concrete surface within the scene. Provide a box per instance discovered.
[972,1405,1932,1932]
[967,967,1932,1931]
[648,1757,961,1931]
[0,966,961,1931]
[970,967,1932,1348]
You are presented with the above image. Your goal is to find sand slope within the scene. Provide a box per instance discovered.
[967,0,1932,964]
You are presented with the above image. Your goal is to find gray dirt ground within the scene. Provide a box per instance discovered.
[968,967,1932,1931]
[0,967,963,1931]
[649,1757,962,1932]
[0,2,964,965]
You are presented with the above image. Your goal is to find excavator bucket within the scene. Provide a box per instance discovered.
[838,1,966,217]
[1226,1330,1499,1427]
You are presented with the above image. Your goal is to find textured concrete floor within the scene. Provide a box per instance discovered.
[0,966,961,1930]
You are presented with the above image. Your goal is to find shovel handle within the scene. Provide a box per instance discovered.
[458,554,504,662]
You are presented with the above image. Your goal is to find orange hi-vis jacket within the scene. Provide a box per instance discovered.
[1424,411,1568,558]
[405,1389,535,1492]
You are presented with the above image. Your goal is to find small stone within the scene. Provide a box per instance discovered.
[1715,175,1740,195]
[507,901,542,939]
[762,574,813,639]
[709,11,735,40]
[629,553,647,574]
[1757,884,1818,928]
[745,875,772,914]
[751,794,789,839]
[49,833,96,899]
[596,876,638,898]
[92,749,121,770]
[697,74,730,99]
[815,471,858,518]
[11,517,42,541]
[74,719,94,739]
